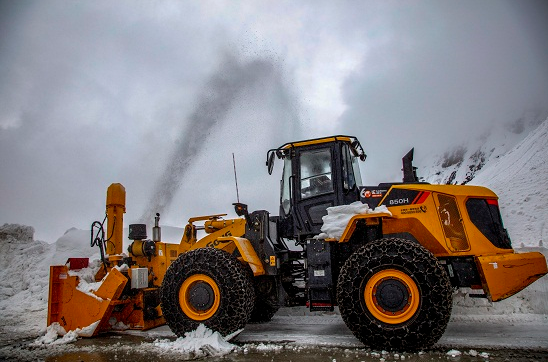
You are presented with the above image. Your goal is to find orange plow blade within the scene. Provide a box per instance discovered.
[476,251,548,302]
[47,265,127,336]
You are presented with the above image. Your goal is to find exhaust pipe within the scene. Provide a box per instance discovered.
[153,213,161,242]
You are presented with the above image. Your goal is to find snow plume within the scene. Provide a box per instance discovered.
[140,54,296,223]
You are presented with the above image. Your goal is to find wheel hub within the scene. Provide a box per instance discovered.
[188,281,215,311]
[374,278,410,312]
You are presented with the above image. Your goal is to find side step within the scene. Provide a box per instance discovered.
[307,288,335,312]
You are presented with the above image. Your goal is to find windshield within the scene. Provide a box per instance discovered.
[352,153,363,187]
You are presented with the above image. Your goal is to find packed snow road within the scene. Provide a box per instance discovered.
[1,310,546,361]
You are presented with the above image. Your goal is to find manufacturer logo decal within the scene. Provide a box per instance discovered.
[360,189,386,198]
[206,239,232,248]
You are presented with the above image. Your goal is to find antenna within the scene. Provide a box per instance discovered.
[232,153,240,203]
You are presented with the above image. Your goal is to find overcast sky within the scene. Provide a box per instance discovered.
[1,0,547,242]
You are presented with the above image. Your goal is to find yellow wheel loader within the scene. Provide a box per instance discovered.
[47,135,547,351]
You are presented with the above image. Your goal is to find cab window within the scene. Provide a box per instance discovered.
[300,148,333,199]
[342,144,355,190]
[281,157,292,215]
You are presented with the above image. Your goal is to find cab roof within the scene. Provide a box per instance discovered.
[279,135,356,149]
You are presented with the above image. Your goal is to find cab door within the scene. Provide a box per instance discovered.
[294,145,338,237]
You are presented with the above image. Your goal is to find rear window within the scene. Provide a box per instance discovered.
[466,198,512,249]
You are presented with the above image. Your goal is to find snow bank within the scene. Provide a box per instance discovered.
[317,201,391,240]
[420,114,545,186]
[0,224,99,343]
[151,324,238,358]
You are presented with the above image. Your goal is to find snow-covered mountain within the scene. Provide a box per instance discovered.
[470,117,548,248]
[419,111,546,185]
[418,114,548,247]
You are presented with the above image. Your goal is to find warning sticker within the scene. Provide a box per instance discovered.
[314,270,325,277]
[401,205,428,215]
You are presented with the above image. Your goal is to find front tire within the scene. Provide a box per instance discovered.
[337,238,452,351]
[160,248,255,337]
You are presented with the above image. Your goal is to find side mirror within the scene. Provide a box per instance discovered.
[233,202,248,217]
[233,203,252,225]
[266,150,276,175]
[351,140,367,161]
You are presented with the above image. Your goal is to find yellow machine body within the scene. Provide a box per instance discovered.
[336,183,547,301]
[105,183,125,258]
[476,252,547,302]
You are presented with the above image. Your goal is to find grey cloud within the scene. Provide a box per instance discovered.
[1,0,546,241]
[339,1,548,184]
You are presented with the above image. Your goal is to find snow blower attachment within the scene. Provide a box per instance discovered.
[47,183,165,335]
[48,135,547,351]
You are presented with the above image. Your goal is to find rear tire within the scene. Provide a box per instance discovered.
[160,248,255,337]
[337,238,452,351]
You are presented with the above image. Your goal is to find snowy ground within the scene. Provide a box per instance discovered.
[1,311,547,361]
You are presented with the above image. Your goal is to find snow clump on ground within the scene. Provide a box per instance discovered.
[30,321,101,346]
[151,324,238,358]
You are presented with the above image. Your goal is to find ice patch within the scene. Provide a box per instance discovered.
[446,349,461,357]
[316,201,391,240]
[253,342,284,352]
[152,324,237,358]
[110,320,129,331]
